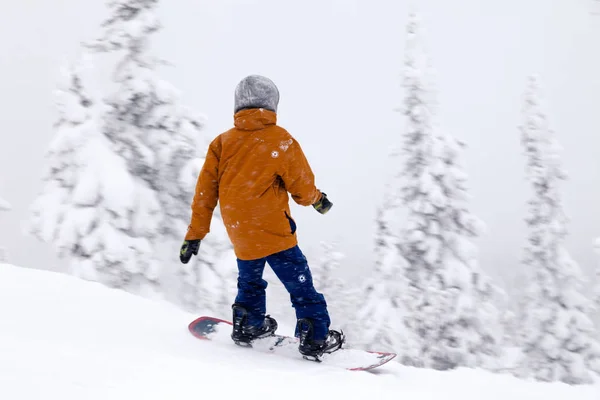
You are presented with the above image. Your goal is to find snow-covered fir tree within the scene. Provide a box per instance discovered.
[312,241,345,304]
[0,196,10,262]
[86,0,203,239]
[516,76,600,384]
[358,206,416,361]
[85,0,236,311]
[594,238,600,325]
[28,60,163,296]
[488,281,517,354]
[356,140,418,361]
[28,62,94,251]
[397,12,502,370]
[501,308,518,349]
[311,241,361,340]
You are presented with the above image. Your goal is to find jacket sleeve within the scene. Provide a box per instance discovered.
[280,138,322,206]
[185,137,221,240]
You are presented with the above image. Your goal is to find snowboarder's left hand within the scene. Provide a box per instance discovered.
[180,239,201,264]
[312,192,333,214]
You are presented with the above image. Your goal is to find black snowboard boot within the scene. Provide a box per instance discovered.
[296,318,344,360]
[231,303,278,346]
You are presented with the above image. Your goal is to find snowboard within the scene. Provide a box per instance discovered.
[188,316,397,371]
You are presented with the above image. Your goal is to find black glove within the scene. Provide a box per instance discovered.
[312,192,333,214]
[180,239,201,264]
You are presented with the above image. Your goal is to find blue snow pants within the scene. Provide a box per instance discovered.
[234,245,331,341]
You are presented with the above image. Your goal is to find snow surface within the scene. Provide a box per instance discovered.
[0,263,598,399]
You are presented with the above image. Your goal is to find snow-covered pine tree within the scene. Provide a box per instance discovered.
[501,308,518,348]
[517,76,600,384]
[397,12,502,370]
[311,240,361,340]
[313,241,345,295]
[28,60,163,296]
[86,0,202,239]
[354,10,433,363]
[86,0,236,312]
[28,62,93,251]
[404,132,502,370]
[0,196,10,262]
[592,238,600,373]
[594,238,600,324]
[354,130,419,359]
[313,241,345,301]
[490,282,518,353]
[357,205,416,361]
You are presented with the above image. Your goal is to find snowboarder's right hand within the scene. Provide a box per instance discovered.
[180,239,201,264]
[312,192,332,214]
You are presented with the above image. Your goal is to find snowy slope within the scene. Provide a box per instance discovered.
[0,263,598,400]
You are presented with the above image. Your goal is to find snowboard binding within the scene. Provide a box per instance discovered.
[296,318,345,362]
[231,303,278,346]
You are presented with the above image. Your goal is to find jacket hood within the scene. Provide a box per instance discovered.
[234,108,277,131]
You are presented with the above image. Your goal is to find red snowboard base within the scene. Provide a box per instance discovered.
[188,316,397,371]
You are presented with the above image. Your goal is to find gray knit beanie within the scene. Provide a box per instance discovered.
[234,75,280,114]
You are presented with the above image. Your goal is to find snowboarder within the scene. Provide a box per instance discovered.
[180,75,343,358]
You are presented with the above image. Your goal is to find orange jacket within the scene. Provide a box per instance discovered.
[185,108,323,260]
